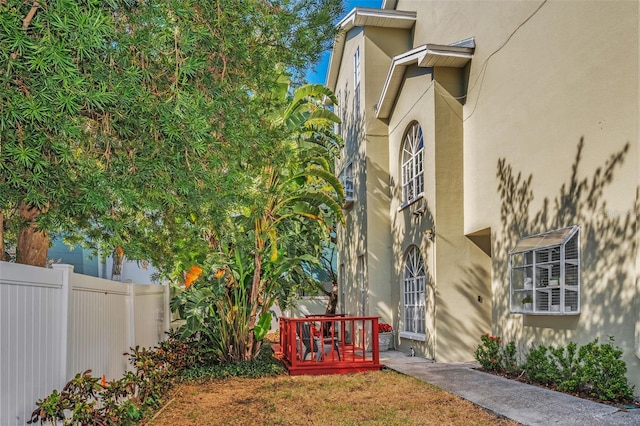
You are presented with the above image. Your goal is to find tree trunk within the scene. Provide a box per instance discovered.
[16,202,49,267]
[111,246,124,280]
[320,281,339,337]
[325,280,338,315]
[245,249,263,361]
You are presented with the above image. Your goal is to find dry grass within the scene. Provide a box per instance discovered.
[146,370,517,425]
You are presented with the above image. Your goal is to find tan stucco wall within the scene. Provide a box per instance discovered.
[386,65,491,361]
[335,26,410,321]
[394,0,640,389]
[387,66,436,357]
[336,26,366,317]
[334,1,639,390]
[432,75,492,363]
[362,27,410,323]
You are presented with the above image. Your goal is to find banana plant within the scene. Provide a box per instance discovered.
[171,83,345,362]
[243,83,345,359]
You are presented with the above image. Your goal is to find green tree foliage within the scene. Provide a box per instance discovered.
[1,0,118,264]
[0,0,342,266]
[170,83,344,361]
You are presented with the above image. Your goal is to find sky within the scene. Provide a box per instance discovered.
[304,0,383,85]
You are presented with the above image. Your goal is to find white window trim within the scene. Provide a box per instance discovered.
[401,123,424,205]
[353,46,361,88]
[335,90,342,136]
[398,331,426,342]
[340,162,354,208]
[402,246,426,335]
[397,193,424,211]
[509,225,580,315]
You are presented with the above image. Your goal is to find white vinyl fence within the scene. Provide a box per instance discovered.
[283,296,330,318]
[0,262,170,426]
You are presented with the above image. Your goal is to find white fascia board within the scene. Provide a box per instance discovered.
[375,47,427,118]
[336,8,416,31]
[418,44,474,67]
[376,43,474,119]
[382,0,398,10]
[326,8,416,90]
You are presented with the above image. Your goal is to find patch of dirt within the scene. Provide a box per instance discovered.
[145,370,517,425]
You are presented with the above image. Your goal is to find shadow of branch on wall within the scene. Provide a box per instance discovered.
[337,82,367,317]
[493,138,636,351]
[440,261,491,360]
[389,199,436,358]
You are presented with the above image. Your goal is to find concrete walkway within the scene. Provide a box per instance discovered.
[379,350,640,426]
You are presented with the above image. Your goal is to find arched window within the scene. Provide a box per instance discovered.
[401,122,424,204]
[403,246,426,334]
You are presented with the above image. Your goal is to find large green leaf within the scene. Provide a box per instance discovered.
[285,84,339,116]
[288,168,345,201]
[253,311,272,341]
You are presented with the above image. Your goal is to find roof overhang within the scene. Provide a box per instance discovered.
[376,42,475,119]
[326,8,416,91]
[382,0,398,10]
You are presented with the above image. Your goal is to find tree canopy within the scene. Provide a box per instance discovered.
[0,0,343,267]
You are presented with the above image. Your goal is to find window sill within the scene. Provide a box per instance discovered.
[397,193,424,212]
[512,310,580,316]
[399,331,426,341]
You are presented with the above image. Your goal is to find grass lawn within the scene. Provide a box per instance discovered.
[145,369,517,425]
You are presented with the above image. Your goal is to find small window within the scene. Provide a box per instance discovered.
[353,47,361,88]
[401,122,424,205]
[340,163,354,208]
[353,47,361,114]
[509,226,580,315]
[335,90,342,136]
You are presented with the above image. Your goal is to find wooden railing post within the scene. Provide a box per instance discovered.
[372,317,380,365]
[279,315,384,375]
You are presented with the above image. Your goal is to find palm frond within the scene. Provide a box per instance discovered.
[273,192,344,225]
[284,84,338,117]
[304,109,341,125]
[287,168,344,201]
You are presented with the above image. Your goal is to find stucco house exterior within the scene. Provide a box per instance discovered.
[329,0,640,391]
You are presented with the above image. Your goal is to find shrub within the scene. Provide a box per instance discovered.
[523,344,561,385]
[521,337,634,402]
[502,340,518,375]
[29,332,195,425]
[29,371,105,425]
[474,333,517,373]
[577,337,634,401]
[476,334,635,404]
[552,342,582,393]
[180,343,286,381]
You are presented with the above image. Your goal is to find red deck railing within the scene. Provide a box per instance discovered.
[275,315,384,376]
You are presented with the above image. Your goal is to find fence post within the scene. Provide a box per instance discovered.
[52,264,74,385]
[126,280,136,362]
[163,283,171,334]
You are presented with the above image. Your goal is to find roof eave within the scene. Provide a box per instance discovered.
[382,0,398,10]
[326,8,417,91]
[376,43,475,119]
